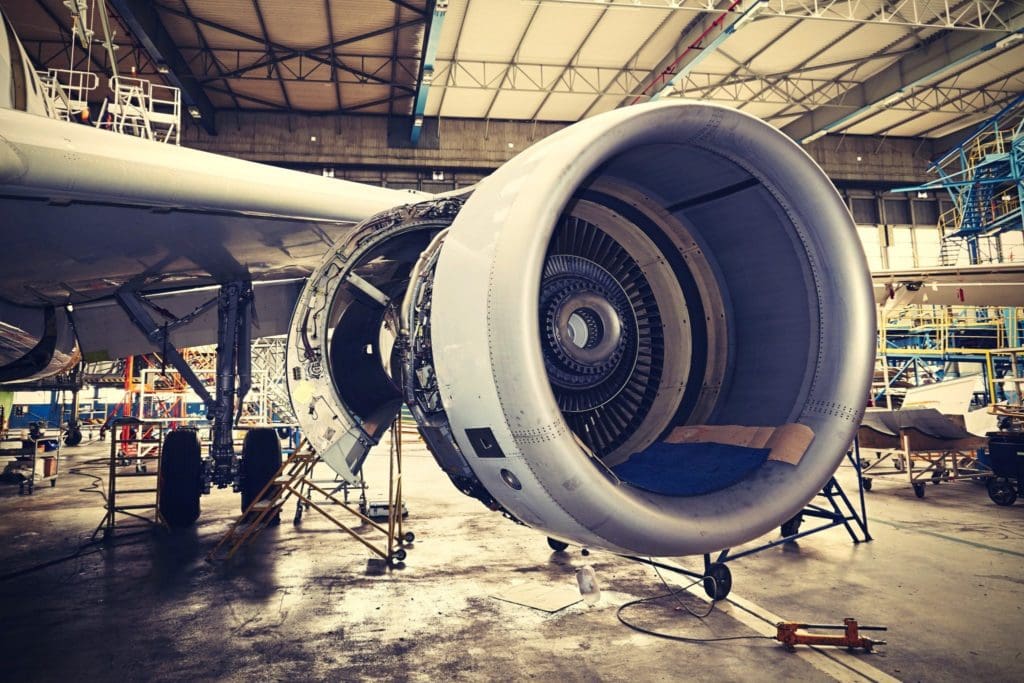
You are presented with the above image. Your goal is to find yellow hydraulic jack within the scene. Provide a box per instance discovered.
[775,618,886,652]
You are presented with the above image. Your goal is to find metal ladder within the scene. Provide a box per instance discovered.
[207,429,413,566]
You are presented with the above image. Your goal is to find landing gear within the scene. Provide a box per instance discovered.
[158,430,202,529]
[702,562,732,600]
[240,428,283,524]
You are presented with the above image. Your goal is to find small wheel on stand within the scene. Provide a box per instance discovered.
[547,537,569,552]
[931,468,947,484]
[294,500,304,525]
[913,482,926,499]
[780,513,803,538]
[862,477,873,491]
[389,548,407,567]
[987,478,1018,506]
[703,562,732,600]
[403,531,415,544]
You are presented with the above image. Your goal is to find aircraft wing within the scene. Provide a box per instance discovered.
[0,108,424,368]
[872,263,1024,307]
[0,108,422,307]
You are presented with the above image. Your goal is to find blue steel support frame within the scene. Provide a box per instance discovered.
[411,1,445,145]
[650,0,767,102]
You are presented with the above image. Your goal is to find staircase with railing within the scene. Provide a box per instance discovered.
[897,94,1024,266]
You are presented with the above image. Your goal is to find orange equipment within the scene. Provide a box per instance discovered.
[775,618,886,652]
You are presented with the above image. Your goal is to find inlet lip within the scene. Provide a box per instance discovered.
[429,101,875,556]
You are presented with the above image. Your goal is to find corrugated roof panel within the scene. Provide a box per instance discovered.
[454,0,538,62]
[576,7,674,68]
[487,90,548,120]
[535,91,600,121]
[631,10,697,69]
[750,19,856,75]
[802,23,917,74]
[582,94,621,118]
[338,83,393,111]
[437,87,498,118]
[515,2,606,64]
[850,110,951,137]
[930,46,1024,89]
[284,80,339,111]
[160,0,263,50]
[226,78,286,108]
[435,0,469,59]
[261,0,330,49]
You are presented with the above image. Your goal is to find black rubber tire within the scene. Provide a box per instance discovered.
[703,562,732,600]
[159,430,203,529]
[64,428,82,447]
[780,513,803,538]
[931,468,946,484]
[987,478,1018,506]
[547,537,569,552]
[862,477,873,491]
[403,531,415,544]
[240,428,283,523]
[913,483,926,499]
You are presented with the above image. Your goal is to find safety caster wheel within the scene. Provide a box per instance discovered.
[703,562,732,600]
[931,468,946,484]
[862,477,872,491]
[403,531,415,544]
[389,549,407,567]
[780,513,803,538]
[913,483,926,498]
[987,478,1017,506]
[547,537,569,552]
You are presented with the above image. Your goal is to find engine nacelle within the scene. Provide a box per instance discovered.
[286,101,874,557]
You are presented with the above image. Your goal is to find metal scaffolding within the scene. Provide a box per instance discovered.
[896,95,1024,265]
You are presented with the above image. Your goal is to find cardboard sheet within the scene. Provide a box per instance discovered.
[664,423,814,465]
[491,582,583,613]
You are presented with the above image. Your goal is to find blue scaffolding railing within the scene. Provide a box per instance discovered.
[895,94,1024,265]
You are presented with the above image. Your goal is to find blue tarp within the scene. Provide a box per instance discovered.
[611,442,770,496]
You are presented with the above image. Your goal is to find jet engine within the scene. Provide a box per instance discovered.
[286,101,874,557]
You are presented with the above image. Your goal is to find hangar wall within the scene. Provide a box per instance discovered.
[182,111,938,186]
[182,111,960,270]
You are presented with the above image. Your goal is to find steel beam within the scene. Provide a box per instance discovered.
[411,1,446,144]
[783,5,1024,144]
[107,0,216,133]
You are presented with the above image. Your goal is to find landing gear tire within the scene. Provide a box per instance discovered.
[913,482,926,499]
[547,537,569,552]
[987,478,1018,506]
[780,513,803,538]
[703,562,731,600]
[158,430,202,529]
[240,428,283,525]
[862,477,873,491]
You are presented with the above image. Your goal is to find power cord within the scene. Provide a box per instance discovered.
[616,562,775,644]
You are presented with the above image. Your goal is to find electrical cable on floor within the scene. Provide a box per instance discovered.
[0,451,151,583]
[615,561,775,645]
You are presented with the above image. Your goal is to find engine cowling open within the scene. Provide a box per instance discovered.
[286,101,874,557]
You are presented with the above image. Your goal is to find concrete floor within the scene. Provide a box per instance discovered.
[0,438,1022,682]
